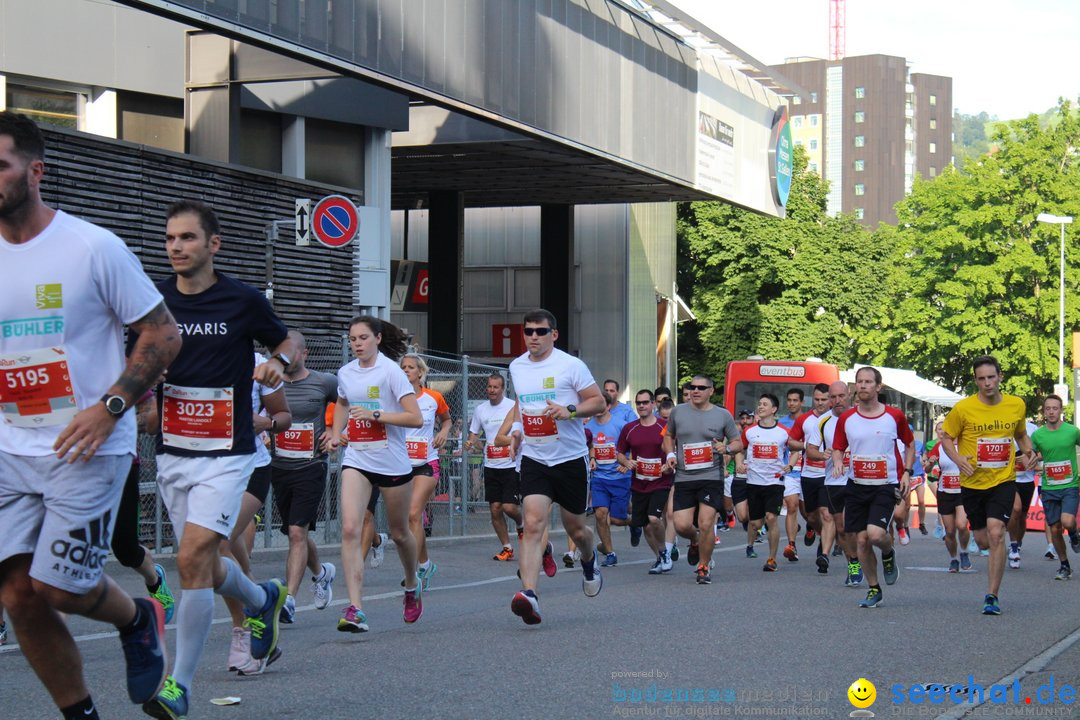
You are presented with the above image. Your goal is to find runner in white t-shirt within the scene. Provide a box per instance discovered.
[804,381,861,586]
[467,373,522,560]
[498,309,606,625]
[926,422,972,573]
[786,383,832,572]
[330,316,423,632]
[737,393,796,572]
[831,367,915,608]
[1007,419,1041,568]
[0,112,179,719]
[400,354,452,590]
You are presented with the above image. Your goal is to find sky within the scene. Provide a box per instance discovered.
[668,0,1078,119]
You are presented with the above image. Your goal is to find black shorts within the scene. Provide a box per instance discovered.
[937,491,962,516]
[245,464,272,504]
[844,482,898,533]
[631,488,670,527]
[271,463,327,534]
[367,484,381,514]
[484,466,520,505]
[962,481,1015,531]
[673,479,725,513]
[746,484,784,521]
[519,456,589,515]
[731,477,748,506]
[1014,481,1035,514]
[824,484,847,514]
[801,476,827,514]
[342,465,412,489]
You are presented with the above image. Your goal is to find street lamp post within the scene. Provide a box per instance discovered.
[1038,212,1074,400]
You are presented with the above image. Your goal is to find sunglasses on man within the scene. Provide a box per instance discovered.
[523,327,553,336]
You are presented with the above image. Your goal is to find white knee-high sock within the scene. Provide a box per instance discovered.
[172,588,214,689]
[215,556,267,610]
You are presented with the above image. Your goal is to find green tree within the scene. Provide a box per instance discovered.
[858,100,1080,403]
[952,110,993,169]
[676,146,893,388]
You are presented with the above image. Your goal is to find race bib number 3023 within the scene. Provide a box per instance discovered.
[0,346,77,428]
[162,384,234,452]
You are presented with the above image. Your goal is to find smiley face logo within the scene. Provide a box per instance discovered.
[848,678,876,709]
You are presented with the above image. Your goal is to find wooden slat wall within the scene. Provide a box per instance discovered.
[38,128,360,364]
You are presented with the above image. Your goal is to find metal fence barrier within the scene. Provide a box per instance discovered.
[134,339,559,555]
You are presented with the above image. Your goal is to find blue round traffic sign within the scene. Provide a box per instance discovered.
[311,195,360,248]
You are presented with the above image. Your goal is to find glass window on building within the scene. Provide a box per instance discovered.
[855,86,865,99]
[809,139,818,150]
[930,94,937,106]
[930,118,937,130]
[793,96,802,105]
[793,116,803,128]
[929,167,937,177]
[810,92,818,103]
[855,208,865,219]
[795,139,804,146]
[854,111,865,123]
[810,162,818,173]
[854,135,865,148]
[810,114,819,127]
[5,83,81,129]
[929,142,937,154]
[854,183,865,196]
[854,159,865,172]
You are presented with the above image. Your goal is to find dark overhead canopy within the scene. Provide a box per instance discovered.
[391,138,715,209]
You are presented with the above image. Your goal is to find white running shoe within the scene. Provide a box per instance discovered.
[312,562,336,609]
[228,626,251,671]
[370,533,388,568]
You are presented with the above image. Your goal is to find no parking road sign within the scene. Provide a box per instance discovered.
[311,195,360,248]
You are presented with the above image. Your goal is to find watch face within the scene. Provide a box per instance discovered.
[106,396,125,414]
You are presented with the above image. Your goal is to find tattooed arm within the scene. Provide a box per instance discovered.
[54,302,181,462]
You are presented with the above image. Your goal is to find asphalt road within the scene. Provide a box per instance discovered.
[5,514,1080,720]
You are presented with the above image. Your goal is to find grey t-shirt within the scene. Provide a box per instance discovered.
[271,369,338,470]
[666,404,740,483]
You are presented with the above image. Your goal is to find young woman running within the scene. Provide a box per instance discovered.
[331,317,423,631]
[400,354,452,589]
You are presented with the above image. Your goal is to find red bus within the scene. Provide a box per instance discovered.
[723,358,840,417]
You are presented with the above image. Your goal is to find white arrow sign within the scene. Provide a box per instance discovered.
[295,199,311,246]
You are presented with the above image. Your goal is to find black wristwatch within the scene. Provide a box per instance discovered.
[903,467,913,475]
[373,410,382,421]
[101,394,129,418]
[271,353,291,369]
[566,404,577,419]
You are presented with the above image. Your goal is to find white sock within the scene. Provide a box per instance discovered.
[313,564,327,582]
[665,542,674,553]
[173,588,214,689]
[215,557,267,610]
[503,544,512,550]
[419,560,432,571]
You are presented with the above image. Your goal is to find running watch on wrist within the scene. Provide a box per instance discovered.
[373,410,382,421]
[101,394,129,418]
[270,352,291,368]
[566,404,577,419]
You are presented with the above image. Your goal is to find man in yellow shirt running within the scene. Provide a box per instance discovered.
[941,356,1034,615]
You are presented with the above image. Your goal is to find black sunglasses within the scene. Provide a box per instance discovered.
[523,327,553,336]
[687,384,712,391]
[635,400,653,405]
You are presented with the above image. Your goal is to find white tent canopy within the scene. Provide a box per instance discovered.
[839,365,965,407]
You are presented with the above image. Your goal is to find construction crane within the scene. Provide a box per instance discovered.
[829,0,846,61]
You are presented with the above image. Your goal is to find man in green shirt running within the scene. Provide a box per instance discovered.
[1030,394,1080,581]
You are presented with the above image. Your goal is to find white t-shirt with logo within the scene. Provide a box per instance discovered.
[408,387,449,465]
[1014,420,1039,483]
[337,352,416,477]
[741,422,791,486]
[469,396,517,469]
[508,347,596,466]
[0,211,162,457]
